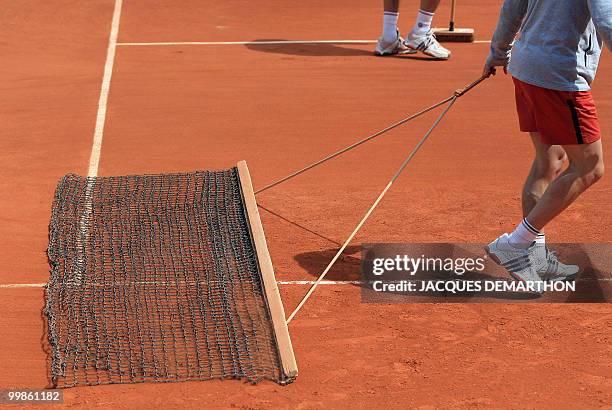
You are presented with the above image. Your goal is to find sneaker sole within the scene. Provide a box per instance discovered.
[374,49,418,56]
[545,272,579,282]
[508,271,545,294]
[404,46,450,60]
[421,51,451,60]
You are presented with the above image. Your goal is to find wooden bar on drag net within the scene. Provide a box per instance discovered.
[236,160,298,380]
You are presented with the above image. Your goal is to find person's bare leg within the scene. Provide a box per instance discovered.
[526,139,604,230]
[420,0,441,13]
[384,0,400,13]
[522,132,567,216]
[377,0,411,55]
[488,134,591,281]
[411,0,441,35]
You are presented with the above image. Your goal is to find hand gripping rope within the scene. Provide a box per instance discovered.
[255,75,488,324]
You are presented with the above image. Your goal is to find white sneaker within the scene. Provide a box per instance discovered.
[374,30,417,56]
[485,233,546,292]
[404,30,451,59]
[538,248,580,282]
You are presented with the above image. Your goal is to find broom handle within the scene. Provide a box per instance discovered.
[449,0,456,31]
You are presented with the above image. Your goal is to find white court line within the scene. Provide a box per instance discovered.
[0,280,356,289]
[88,0,123,177]
[2,278,611,288]
[117,39,491,46]
[73,0,123,286]
[0,281,360,288]
[278,280,364,285]
[119,40,376,46]
[279,278,612,284]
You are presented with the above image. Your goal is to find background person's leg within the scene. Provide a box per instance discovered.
[376,0,413,56]
[384,0,400,13]
[411,0,441,36]
[420,0,441,14]
[522,132,567,216]
[381,0,400,43]
[526,140,604,230]
[404,0,451,59]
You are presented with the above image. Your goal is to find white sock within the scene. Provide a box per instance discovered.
[508,218,541,249]
[412,9,434,37]
[382,11,399,43]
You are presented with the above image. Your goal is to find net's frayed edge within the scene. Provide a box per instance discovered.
[44,174,76,388]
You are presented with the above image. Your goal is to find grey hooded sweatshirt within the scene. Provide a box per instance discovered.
[488,0,612,91]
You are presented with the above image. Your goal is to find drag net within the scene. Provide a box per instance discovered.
[45,168,291,388]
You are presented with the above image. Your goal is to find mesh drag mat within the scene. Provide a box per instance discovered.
[44,167,295,387]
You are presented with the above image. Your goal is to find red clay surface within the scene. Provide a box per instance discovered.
[2,0,611,408]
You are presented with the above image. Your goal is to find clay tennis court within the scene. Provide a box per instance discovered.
[2,0,611,407]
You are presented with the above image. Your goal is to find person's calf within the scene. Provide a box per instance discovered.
[419,0,441,13]
[537,150,567,181]
[531,141,567,183]
[522,149,567,216]
[565,153,604,193]
[525,143,604,230]
[577,161,604,189]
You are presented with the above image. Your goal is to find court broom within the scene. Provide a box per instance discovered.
[433,0,475,42]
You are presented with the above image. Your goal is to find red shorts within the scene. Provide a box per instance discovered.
[512,77,601,145]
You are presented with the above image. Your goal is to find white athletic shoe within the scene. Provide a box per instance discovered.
[404,30,451,59]
[537,248,580,282]
[485,233,546,292]
[374,30,417,56]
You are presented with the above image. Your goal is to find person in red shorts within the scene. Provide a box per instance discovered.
[483,0,611,289]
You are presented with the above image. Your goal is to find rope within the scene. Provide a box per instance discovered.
[254,97,453,194]
[454,75,487,97]
[285,75,487,323]
[255,75,487,195]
